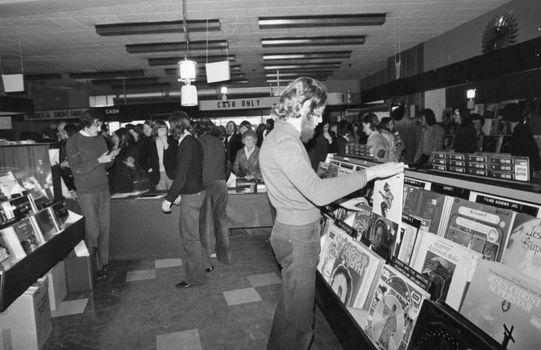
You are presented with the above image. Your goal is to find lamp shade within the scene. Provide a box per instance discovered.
[178,59,196,82]
[181,84,198,106]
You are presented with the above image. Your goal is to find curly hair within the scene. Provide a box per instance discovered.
[272,77,327,121]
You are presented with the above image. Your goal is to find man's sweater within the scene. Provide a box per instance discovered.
[165,134,204,201]
[259,121,368,226]
[66,132,109,194]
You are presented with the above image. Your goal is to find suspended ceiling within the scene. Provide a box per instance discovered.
[0,0,510,97]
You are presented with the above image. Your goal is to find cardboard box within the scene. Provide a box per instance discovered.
[64,253,96,293]
[0,279,52,350]
[47,262,66,311]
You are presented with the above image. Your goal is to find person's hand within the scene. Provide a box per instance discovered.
[147,168,153,173]
[123,156,135,168]
[162,199,172,213]
[60,160,69,168]
[365,162,405,181]
[173,195,181,206]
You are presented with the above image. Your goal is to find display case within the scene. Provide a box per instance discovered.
[315,154,541,350]
[0,143,84,312]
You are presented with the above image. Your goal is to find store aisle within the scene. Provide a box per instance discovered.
[44,228,342,350]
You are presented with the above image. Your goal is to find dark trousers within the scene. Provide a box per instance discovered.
[179,191,207,285]
[267,220,321,350]
[77,191,111,268]
[200,180,230,266]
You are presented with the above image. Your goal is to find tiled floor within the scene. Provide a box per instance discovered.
[43,228,343,350]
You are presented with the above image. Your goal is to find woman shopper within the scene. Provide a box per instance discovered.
[139,119,177,190]
[232,129,261,178]
[161,111,207,288]
[361,112,391,162]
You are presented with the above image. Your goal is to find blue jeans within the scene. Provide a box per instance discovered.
[200,180,230,266]
[267,220,321,350]
[179,191,207,285]
[77,191,111,268]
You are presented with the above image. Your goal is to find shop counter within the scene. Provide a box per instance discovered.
[109,192,274,260]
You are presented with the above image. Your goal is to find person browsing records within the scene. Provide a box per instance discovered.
[259,76,404,350]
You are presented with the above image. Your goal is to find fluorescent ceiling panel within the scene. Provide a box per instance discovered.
[69,70,144,80]
[263,51,351,60]
[262,36,365,47]
[91,77,159,86]
[96,19,220,36]
[258,14,386,29]
[149,56,235,66]
[264,63,341,70]
[126,40,227,53]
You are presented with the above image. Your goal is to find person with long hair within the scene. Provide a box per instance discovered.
[108,127,138,194]
[139,120,177,191]
[161,111,207,288]
[361,112,391,162]
[259,76,403,350]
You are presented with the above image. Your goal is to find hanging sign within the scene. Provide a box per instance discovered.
[199,97,279,111]
[25,108,87,120]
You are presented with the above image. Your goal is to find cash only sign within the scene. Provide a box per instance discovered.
[199,97,279,111]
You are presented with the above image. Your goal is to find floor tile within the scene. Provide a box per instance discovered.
[156,329,202,350]
[247,272,281,287]
[126,269,156,282]
[51,298,88,318]
[223,287,262,306]
[155,258,183,269]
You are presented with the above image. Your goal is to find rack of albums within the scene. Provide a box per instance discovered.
[0,143,85,349]
[315,152,541,350]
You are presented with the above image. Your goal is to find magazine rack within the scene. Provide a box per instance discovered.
[316,154,541,350]
[0,216,84,312]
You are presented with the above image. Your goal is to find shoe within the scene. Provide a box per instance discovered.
[205,266,214,273]
[175,281,192,289]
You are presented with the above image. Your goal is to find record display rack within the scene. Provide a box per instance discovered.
[0,216,84,312]
[316,153,541,350]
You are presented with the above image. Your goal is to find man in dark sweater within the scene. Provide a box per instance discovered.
[66,109,119,279]
[197,119,231,268]
[162,111,207,288]
[260,77,403,350]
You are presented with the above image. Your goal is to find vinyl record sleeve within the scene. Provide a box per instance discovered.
[372,173,404,225]
[500,213,541,282]
[410,232,481,311]
[12,217,43,254]
[460,260,541,350]
[443,197,515,261]
[363,265,430,350]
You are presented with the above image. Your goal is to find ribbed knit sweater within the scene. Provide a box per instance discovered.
[66,132,109,194]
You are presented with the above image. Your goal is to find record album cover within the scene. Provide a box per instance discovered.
[318,224,348,284]
[443,197,515,261]
[395,215,422,265]
[363,265,430,350]
[410,232,481,311]
[327,230,384,310]
[403,187,450,235]
[12,217,42,254]
[501,213,541,282]
[32,208,58,241]
[460,260,541,350]
[360,212,399,262]
[372,173,404,225]
[0,226,26,263]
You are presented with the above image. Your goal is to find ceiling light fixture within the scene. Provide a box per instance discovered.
[178,0,198,106]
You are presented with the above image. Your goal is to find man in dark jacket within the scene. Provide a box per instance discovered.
[197,119,231,268]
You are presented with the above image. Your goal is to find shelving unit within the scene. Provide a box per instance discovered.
[316,154,541,350]
[0,216,84,312]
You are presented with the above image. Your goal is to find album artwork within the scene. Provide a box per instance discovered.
[318,224,348,284]
[372,173,404,225]
[0,232,17,270]
[326,229,384,310]
[316,162,330,178]
[49,201,69,227]
[443,197,515,261]
[410,232,481,311]
[501,213,541,282]
[12,217,42,254]
[403,186,450,235]
[31,208,58,241]
[360,212,399,262]
[0,170,26,201]
[0,226,26,263]
[351,205,373,241]
[409,300,505,350]
[460,260,541,350]
[363,265,430,350]
[395,215,422,265]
